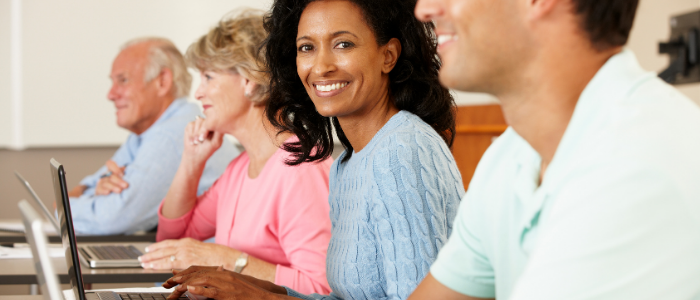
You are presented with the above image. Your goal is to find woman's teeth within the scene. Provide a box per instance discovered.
[437,34,458,46]
[316,82,348,92]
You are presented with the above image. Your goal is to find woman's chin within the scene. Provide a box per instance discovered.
[311,103,346,119]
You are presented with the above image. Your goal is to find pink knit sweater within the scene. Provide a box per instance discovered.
[157,146,333,294]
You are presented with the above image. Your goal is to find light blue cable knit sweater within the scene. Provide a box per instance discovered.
[286,111,465,300]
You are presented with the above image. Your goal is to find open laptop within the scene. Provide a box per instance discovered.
[50,158,145,268]
[15,171,61,232]
[20,199,194,300]
[19,199,64,300]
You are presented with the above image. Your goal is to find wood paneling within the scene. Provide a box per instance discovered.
[452,105,507,190]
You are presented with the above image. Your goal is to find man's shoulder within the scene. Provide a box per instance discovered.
[590,76,700,170]
[145,102,199,138]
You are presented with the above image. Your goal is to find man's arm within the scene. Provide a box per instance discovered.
[71,138,134,198]
[69,133,183,235]
[409,274,494,300]
[68,185,87,198]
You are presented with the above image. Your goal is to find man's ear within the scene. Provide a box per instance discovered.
[382,38,402,74]
[156,68,174,97]
[526,0,562,21]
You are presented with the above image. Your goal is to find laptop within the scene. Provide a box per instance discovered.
[19,199,64,300]
[20,199,195,300]
[15,171,61,232]
[50,158,145,268]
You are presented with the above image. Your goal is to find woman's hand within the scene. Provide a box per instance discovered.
[138,238,239,270]
[163,266,288,300]
[182,116,224,172]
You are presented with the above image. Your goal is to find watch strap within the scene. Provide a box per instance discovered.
[233,252,249,273]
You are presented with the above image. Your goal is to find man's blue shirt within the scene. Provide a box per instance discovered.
[70,98,239,235]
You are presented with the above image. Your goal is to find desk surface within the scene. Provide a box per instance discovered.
[0,231,157,244]
[0,243,172,285]
[0,296,43,300]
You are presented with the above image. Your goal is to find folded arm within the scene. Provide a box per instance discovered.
[69,133,182,235]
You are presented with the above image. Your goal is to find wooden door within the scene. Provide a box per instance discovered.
[451,105,508,190]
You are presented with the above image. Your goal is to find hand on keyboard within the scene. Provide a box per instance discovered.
[161,266,285,300]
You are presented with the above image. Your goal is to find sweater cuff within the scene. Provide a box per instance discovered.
[155,201,194,241]
[275,264,330,295]
[284,287,312,300]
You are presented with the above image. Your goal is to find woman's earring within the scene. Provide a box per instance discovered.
[244,91,251,98]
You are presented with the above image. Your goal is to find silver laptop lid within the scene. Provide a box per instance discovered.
[15,171,61,233]
[19,199,64,300]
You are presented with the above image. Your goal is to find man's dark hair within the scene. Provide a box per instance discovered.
[573,0,639,50]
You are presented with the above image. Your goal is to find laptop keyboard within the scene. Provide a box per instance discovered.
[87,245,143,260]
[96,292,188,300]
[118,293,188,299]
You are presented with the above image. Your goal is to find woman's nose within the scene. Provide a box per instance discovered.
[312,48,338,77]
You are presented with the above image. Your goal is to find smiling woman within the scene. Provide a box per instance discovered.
[265,0,457,164]
[161,1,464,300]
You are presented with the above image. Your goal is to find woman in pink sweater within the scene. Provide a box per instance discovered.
[137,10,332,295]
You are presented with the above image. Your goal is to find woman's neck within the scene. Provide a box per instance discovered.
[337,92,399,153]
[227,106,292,178]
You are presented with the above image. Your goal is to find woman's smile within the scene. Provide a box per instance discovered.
[312,81,350,97]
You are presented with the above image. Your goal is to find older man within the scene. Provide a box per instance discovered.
[410,0,700,299]
[67,37,238,235]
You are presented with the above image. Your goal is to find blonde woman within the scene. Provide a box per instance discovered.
[137,10,333,295]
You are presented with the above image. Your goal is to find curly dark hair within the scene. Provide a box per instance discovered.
[263,0,456,165]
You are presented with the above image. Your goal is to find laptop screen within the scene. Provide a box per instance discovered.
[15,171,61,232]
[50,158,87,300]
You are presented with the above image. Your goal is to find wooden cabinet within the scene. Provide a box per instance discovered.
[451,105,508,190]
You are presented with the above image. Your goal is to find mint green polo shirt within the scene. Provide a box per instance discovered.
[431,50,700,299]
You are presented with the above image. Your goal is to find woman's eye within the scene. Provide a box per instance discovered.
[205,74,212,81]
[297,44,313,52]
[335,41,354,49]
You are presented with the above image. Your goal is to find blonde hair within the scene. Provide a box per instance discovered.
[121,37,192,99]
[185,9,269,104]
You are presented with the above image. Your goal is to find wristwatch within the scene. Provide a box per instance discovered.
[233,252,249,273]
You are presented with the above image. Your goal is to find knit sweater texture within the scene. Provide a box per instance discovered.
[286,110,464,300]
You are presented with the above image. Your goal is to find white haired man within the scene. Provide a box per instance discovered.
[67,37,239,235]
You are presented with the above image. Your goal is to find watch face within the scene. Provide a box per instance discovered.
[234,254,248,273]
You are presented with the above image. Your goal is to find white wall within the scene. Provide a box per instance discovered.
[5,0,271,149]
[0,1,12,148]
[627,0,700,105]
[454,0,700,107]
[1,0,698,148]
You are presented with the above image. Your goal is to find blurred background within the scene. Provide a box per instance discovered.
[0,0,699,295]
[0,0,699,218]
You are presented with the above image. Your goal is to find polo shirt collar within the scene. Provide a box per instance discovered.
[545,49,652,185]
[516,49,652,250]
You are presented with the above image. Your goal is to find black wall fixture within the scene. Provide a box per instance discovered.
[659,10,700,85]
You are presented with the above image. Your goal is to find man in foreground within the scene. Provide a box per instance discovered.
[67,37,238,235]
[411,0,700,299]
